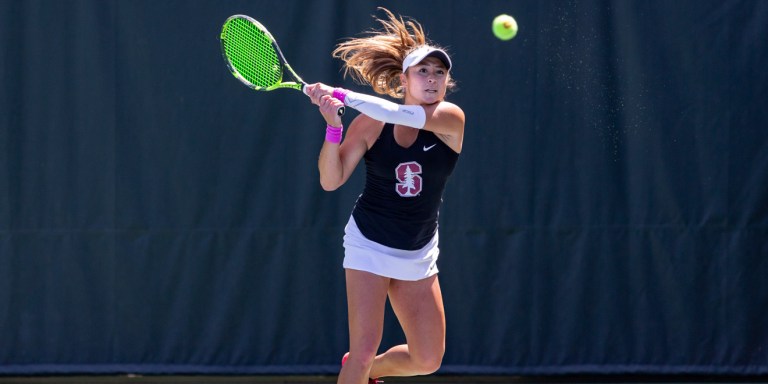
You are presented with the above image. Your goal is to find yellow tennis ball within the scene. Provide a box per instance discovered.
[492,14,518,41]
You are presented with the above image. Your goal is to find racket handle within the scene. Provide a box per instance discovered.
[302,84,345,116]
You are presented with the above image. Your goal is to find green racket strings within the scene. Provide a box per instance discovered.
[223,18,282,88]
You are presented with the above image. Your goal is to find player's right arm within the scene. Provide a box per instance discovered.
[318,113,380,191]
[309,84,378,191]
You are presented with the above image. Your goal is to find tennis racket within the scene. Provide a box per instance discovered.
[220,14,344,116]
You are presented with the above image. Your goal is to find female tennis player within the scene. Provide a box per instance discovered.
[306,8,464,384]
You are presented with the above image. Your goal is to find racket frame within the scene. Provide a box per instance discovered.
[220,14,306,92]
[220,14,344,115]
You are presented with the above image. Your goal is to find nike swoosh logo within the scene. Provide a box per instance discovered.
[423,144,437,152]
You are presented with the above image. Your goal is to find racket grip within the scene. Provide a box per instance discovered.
[301,84,346,116]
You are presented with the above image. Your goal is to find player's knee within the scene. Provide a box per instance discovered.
[347,348,377,369]
[411,349,444,374]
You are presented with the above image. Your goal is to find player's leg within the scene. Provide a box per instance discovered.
[337,269,391,384]
[369,274,445,378]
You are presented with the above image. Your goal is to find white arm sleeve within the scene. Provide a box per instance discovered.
[343,91,426,129]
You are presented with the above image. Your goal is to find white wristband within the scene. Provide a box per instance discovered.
[343,91,426,129]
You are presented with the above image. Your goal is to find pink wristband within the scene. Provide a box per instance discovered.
[332,88,349,104]
[325,124,343,144]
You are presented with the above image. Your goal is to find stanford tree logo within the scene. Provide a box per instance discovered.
[395,161,422,197]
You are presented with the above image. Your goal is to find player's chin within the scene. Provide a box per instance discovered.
[421,92,443,104]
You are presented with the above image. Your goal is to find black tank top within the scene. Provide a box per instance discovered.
[352,123,460,250]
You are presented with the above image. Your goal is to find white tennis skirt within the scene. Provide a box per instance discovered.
[343,216,440,281]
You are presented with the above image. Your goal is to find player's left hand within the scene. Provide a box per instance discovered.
[318,95,344,127]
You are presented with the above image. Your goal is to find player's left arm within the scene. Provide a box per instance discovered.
[421,101,465,153]
[310,84,465,152]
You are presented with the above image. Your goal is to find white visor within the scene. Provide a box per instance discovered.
[402,46,452,73]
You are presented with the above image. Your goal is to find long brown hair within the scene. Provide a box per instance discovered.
[332,7,455,99]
